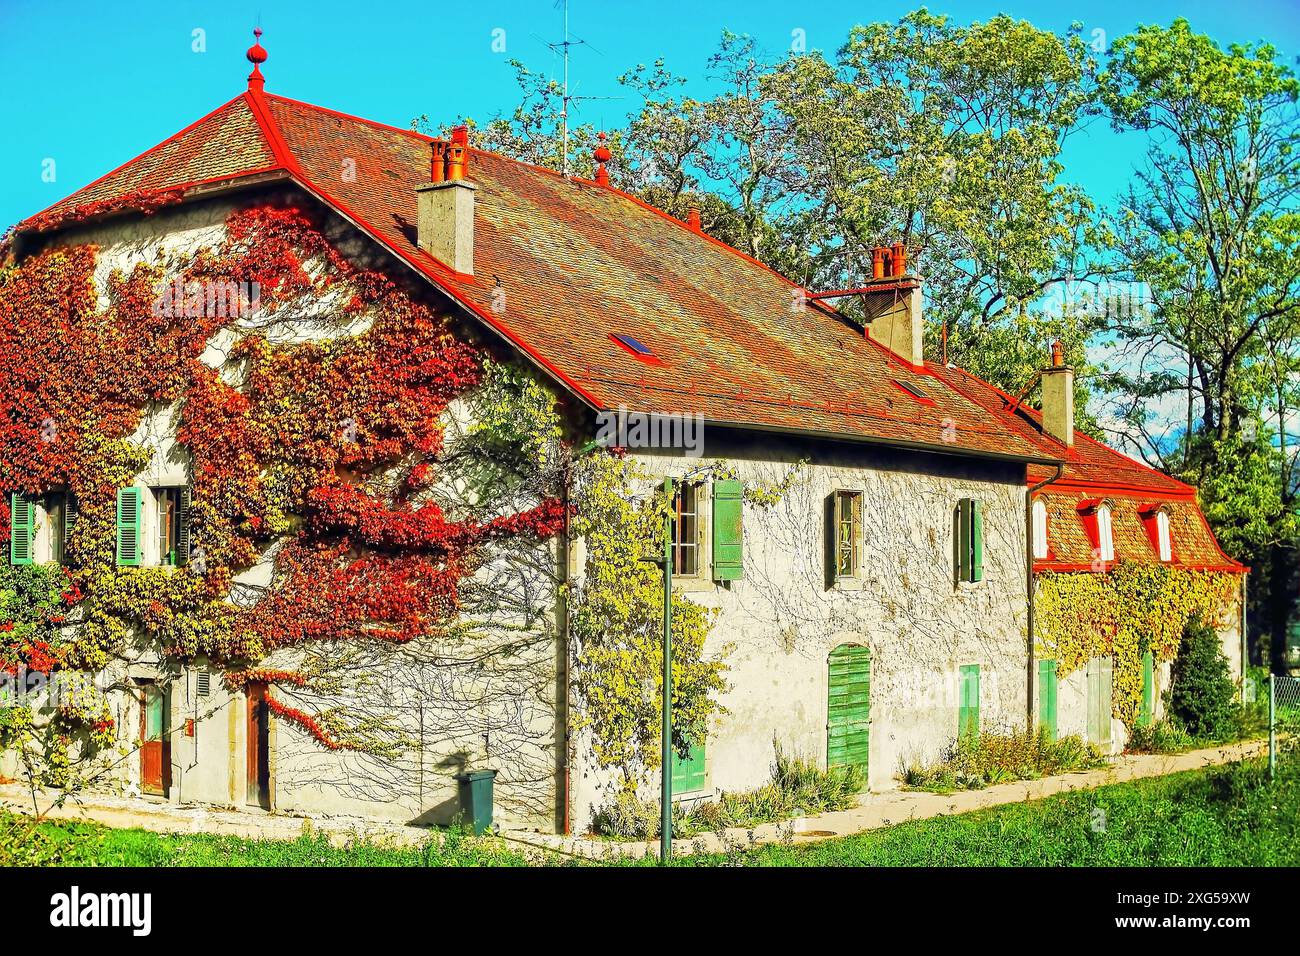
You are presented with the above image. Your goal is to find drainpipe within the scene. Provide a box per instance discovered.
[559,436,608,834]
[1240,571,1249,701]
[1026,464,1065,729]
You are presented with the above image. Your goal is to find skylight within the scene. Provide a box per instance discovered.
[609,333,663,365]
[892,379,934,405]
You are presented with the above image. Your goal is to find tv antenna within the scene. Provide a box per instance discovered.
[547,0,618,177]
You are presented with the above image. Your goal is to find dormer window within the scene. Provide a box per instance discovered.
[1155,510,1172,561]
[1096,503,1115,562]
[1032,498,1049,560]
[1139,504,1174,562]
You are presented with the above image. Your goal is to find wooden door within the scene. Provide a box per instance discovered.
[139,681,170,795]
[827,644,871,773]
[246,683,271,808]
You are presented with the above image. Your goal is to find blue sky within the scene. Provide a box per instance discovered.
[2,0,1298,230]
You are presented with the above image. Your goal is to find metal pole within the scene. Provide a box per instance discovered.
[660,489,673,861]
[1269,673,1276,781]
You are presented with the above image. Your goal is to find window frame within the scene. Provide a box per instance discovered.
[1031,497,1049,560]
[1096,503,1115,562]
[833,489,863,581]
[1155,510,1172,562]
[670,479,706,579]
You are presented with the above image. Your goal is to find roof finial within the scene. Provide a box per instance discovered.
[593,132,611,186]
[246,27,268,92]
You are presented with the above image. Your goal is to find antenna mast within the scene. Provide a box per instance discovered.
[550,0,576,176]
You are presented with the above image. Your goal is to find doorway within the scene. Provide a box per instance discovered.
[827,644,871,775]
[138,680,170,796]
[246,683,272,808]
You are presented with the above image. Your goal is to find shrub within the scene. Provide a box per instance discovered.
[1125,719,1196,754]
[904,729,1106,792]
[1168,617,1238,739]
[589,744,864,839]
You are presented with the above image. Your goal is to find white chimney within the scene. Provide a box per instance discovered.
[1040,340,1075,447]
[416,125,476,275]
[865,243,923,366]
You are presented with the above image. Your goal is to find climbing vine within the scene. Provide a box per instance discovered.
[1036,563,1239,725]
[569,451,730,790]
[0,201,566,777]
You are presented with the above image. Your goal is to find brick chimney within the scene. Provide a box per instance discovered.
[864,244,923,367]
[416,125,476,275]
[1040,340,1074,447]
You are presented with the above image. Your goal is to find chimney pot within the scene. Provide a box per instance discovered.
[891,242,906,277]
[445,125,470,181]
[1051,339,1064,367]
[687,207,701,232]
[872,247,886,280]
[430,141,448,183]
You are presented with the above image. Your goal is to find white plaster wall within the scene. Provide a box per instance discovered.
[570,436,1033,832]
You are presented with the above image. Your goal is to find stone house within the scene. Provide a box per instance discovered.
[1,36,1244,834]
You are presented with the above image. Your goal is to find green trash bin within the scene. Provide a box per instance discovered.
[455,769,497,835]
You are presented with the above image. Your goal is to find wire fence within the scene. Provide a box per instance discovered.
[1268,674,1300,779]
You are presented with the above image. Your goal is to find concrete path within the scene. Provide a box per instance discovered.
[0,739,1266,861]
[502,738,1269,860]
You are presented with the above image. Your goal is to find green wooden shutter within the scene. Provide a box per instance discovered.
[63,493,78,564]
[1038,659,1058,741]
[1088,657,1114,747]
[959,664,981,741]
[957,499,971,581]
[1139,650,1154,727]
[671,740,707,793]
[827,644,871,771]
[9,493,35,566]
[116,488,142,566]
[969,500,983,582]
[711,479,743,581]
[175,487,192,567]
[823,493,837,590]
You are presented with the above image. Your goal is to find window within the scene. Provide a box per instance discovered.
[833,490,862,578]
[154,487,191,567]
[1155,510,1172,562]
[45,491,76,566]
[610,332,663,365]
[671,480,701,576]
[891,379,935,406]
[1032,498,1049,560]
[956,498,984,583]
[1096,504,1115,562]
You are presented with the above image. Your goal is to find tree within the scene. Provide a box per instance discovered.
[1168,617,1238,739]
[766,10,1108,395]
[1101,20,1300,669]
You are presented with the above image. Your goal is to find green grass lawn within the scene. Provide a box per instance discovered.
[7,749,1299,867]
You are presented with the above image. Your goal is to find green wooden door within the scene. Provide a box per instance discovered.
[827,644,871,772]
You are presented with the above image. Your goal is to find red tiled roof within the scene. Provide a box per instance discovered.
[926,367,1243,571]
[18,86,1058,466]
[19,80,1241,570]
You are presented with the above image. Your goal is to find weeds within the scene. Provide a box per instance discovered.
[903,729,1106,792]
